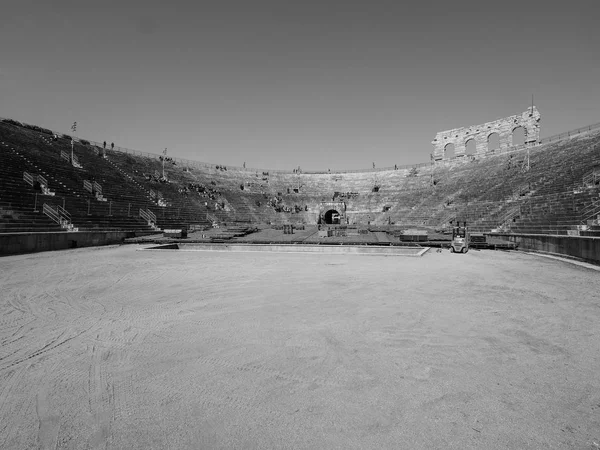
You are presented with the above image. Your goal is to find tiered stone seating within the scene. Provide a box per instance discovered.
[0,143,63,232]
[105,127,600,233]
[3,116,600,236]
[0,122,157,232]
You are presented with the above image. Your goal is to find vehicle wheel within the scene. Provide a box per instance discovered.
[450,247,454,253]
[461,247,466,253]
[464,248,468,253]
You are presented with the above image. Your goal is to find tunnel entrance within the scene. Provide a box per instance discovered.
[324,209,341,225]
[318,201,346,225]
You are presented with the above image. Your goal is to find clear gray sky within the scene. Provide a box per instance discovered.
[1,0,599,170]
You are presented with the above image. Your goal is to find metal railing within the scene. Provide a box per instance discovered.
[497,204,521,227]
[580,196,600,223]
[42,203,72,229]
[43,203,60,224]
[93,181,102,195]
[206,213,219,226]
[540,122,600,144]
[83,180,93,193]
[57,205,71,224]
[582,169,600,187]
[139,208,150,222]
[72,154,82,167]
[37,175,47,187]
[139,208,156,224]
[60,150,70,162]
[23,171,34,186]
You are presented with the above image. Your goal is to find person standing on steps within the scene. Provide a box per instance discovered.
[111,142,114,150]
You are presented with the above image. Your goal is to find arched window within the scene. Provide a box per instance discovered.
[465,139,476,156]
[512,126,526,146]
[488,132,500,151]
[444,143,455,159]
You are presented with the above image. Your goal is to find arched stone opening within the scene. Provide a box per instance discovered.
[324,209,341,224]
[488,132,500,151]
[432,107,540,160]
[512,126,526,146]
[465,139,476,156]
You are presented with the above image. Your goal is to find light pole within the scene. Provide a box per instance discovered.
[430,153,434,186]
[71,121,77,163]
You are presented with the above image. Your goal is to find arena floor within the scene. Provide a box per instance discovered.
[1,245,599,449]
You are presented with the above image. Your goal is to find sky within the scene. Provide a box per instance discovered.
[1,0,599,171]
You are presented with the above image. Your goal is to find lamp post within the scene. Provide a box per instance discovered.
[430,153,434,186]
[71,121,77,163]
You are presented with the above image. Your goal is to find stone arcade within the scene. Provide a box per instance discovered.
[432,107,541,161]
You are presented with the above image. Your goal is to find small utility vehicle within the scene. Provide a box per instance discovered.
[450,221,469,253]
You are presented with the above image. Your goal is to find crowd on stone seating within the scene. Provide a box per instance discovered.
[333,191,359,200]
[265,195,308,213]
[294,204,308,213]
[144,173,170,183]
[214,201,228,211]
[176,182,221,200]
[266,196,281,208]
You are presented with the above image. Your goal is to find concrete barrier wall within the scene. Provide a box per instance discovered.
[147,243,429,256]
[0,231,137,256]
[493,233,600,265]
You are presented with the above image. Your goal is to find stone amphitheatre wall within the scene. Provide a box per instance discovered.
[0,230,141,256]
[493,233,600,266]
[432,107,541,161]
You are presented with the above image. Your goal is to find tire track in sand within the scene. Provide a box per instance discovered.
[1,327,90,371]
[0,363,30,448]
[35,360,61,450]
[87,340,114,450]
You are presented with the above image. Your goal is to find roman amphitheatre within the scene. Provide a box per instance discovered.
[1,108,600,449]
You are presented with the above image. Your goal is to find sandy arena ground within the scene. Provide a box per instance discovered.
[1,245,599,449]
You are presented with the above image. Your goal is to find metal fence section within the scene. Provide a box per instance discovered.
[540,122,600,144]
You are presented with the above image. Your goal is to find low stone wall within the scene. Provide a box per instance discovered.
[491,233,600,265]
[145,243,430,256]
[0,231,144,256]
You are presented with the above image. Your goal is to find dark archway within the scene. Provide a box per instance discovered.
[465,138,476,156]
[324,209,341,224]
[512,126,526,146]
[488,132,500,151]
